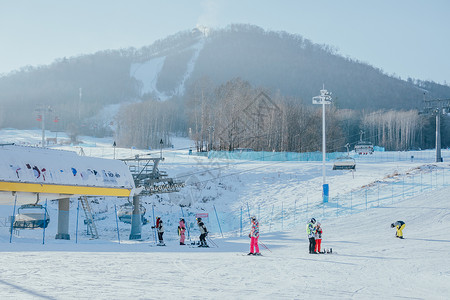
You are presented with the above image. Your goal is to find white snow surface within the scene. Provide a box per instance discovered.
[130,36,205,100]
[0,129,450,299]
[130,56,167,99]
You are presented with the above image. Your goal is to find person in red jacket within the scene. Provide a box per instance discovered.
[314,223,323,253]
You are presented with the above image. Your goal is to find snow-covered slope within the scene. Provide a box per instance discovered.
[130,32,206,100]
[0,129,449,299]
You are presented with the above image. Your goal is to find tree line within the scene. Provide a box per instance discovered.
[116,77,443,152]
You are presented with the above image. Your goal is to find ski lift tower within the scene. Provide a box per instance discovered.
[421,98,450,162]
[313,85,332,203]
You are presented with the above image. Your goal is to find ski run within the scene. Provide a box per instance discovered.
[0,129,449,299]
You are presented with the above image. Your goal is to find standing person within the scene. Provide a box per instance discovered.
[306,218,316,254]
[178,218,186,245]
[391,220,406,239]
[151,216,165,246]
[248,216,261,256]
[314,223,323,253]
[196,217,208,247]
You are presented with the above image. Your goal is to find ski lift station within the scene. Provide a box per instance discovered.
[0,144,135,240]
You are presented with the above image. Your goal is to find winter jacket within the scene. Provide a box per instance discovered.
[178,220,186,235]
[198,221,208,234]
[250,220,259,238]
[306,222,315,238]
[393,221,405,227]
[153,219,164,233]
[315,227,322,239]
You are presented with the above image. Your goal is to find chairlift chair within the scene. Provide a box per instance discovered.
[117,203,147,224]
[13,204,50,229]
[332,156,356,170]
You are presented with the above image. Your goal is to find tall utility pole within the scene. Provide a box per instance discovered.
[35,105,53,148]
[421,98,450,162]
[79,87,82,121]
[312,85,332,203]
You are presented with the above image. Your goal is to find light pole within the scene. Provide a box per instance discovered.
[312,85,332,203]
[421,98,450,163]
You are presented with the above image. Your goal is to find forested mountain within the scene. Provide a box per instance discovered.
[0,24,449,151]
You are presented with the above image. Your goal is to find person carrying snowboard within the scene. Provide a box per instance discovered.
[391,220,405,239]
[306,218,316,254]
[248,216,261,256]
[197,217,208,247]
[151,216,165,245]
[314,222,323,253]
[178,218,186,245]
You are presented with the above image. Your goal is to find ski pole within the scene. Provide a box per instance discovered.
[259,240,272,253]
[207,236,218,248]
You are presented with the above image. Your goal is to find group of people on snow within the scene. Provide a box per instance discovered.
[151,216,209,247]
[150,214,405,253]
[306,218,323,254]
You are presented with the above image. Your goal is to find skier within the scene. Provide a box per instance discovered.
[196,217,209,247]
[306,218,316,254]
[314,222,323,253]
[178,218,186,245]
[248,216,261,256]
[391,220,405,239]
[151,216,165,245]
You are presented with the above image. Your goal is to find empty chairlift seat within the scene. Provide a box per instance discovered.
[332,156,356,170]
[13,203,50,229]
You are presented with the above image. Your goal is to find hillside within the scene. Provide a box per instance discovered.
[1,24,449,132]
[0,129,449,298]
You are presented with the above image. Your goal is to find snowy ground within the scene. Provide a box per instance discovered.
[0,129,449,299]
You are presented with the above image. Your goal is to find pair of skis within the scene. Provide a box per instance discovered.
[317,248,332,254]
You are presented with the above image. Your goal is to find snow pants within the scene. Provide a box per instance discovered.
[396,224,405,238]
[180,231,185,244]
[158,232,164,243]
[200,233,207,246]
[309,237,316,254]
[315,238,322,253]
[250,236,260,254]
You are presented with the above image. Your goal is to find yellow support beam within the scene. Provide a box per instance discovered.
[0,181,132,197]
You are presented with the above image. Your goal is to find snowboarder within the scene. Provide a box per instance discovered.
[178,218,186,245]
[151,216,165,245]
[196,217,208,247]
[306,218,316,254]
[314,222,323,253]
[248,216,261,256]
[391,220,405,239]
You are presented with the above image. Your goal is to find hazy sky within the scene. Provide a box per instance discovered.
[1,0,449,84]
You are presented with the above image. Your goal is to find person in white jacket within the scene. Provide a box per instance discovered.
[306,218,316,254]
[197,218,208,247]
[152,216,165,245]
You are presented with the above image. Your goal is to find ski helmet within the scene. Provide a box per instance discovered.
[391,223,395,228]
[311,218,316,224]
[197,217,202,222]
[317,222,321,227]
[251,216,256,221]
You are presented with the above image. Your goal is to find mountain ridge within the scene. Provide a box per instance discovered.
[0,24,448,131]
